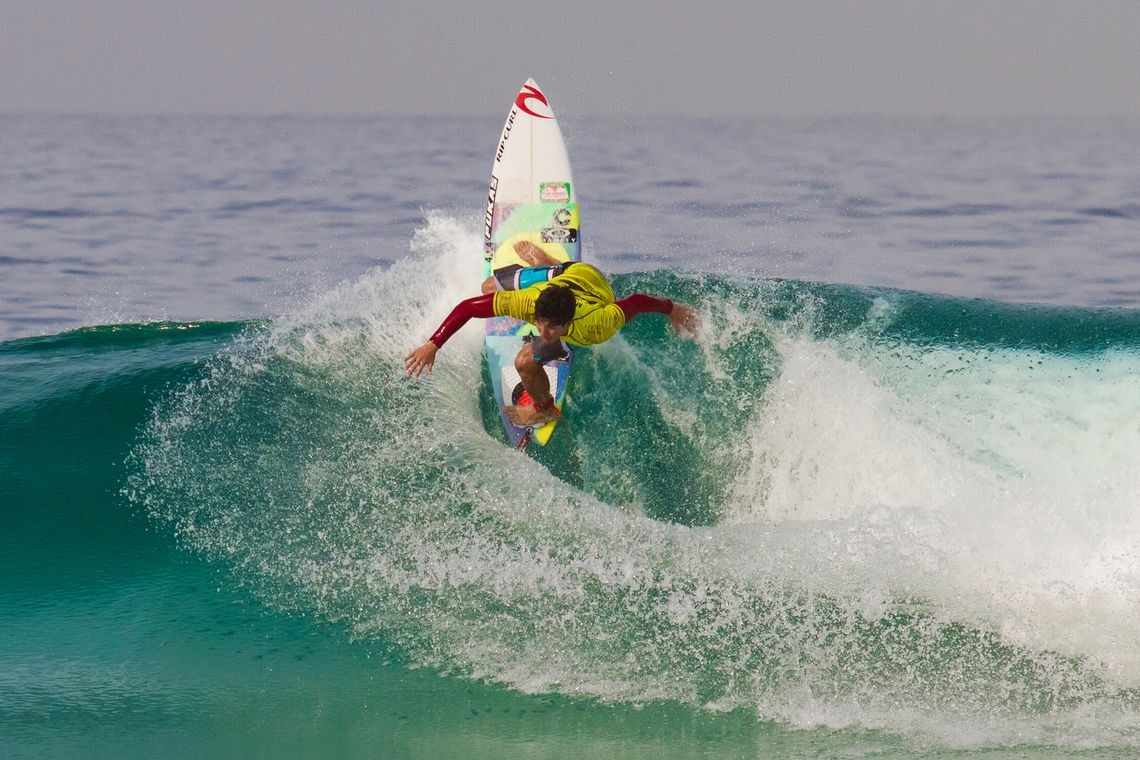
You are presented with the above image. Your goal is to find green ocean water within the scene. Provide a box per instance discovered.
[4,253,1140,758]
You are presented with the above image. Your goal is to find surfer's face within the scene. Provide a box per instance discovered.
[535,318,570,342]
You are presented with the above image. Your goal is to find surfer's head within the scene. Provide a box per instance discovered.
[534,284,576,328]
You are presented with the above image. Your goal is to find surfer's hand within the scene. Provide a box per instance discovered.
[669,303,699,339]
[404,341,439,378]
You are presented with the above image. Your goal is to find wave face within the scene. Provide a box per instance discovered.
[7,216,1139,749]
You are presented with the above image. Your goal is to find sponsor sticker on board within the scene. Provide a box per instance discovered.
[541,227,578,243]
[539,182,571,203]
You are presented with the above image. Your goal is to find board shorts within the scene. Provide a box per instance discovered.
[523,334,571,364]
[493,261,575,291]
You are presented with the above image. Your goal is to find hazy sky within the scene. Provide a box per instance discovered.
[2,0,1138,118]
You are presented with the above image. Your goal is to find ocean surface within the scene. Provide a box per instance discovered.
[2,112,1140,758]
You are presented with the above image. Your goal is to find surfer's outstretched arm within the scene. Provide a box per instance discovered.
[404,293,495,377]
[617,294,699,338]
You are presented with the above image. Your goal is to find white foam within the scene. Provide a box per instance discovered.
[723,313,1140,681]
[132,217,1140,748]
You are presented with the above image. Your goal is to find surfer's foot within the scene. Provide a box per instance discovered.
[513,240,560,267]
[504,403,561,427]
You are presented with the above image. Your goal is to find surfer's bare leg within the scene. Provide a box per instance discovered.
[504,343,561,427]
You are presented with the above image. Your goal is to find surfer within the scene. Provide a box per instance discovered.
[404,241,698,427]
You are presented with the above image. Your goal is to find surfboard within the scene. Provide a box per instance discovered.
[483,79,580,449]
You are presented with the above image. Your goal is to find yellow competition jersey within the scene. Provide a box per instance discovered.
[492,263,626,346]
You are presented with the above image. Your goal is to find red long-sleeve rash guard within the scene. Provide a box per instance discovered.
[428,292,674,348]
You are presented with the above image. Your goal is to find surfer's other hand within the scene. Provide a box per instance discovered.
[404,341,439,378]
[669,303,700,339]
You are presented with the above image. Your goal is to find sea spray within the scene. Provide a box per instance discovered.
[124,215,1140,748]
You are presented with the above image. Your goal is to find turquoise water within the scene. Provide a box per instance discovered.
[4,113,1140,757]
[5,235,1140,756]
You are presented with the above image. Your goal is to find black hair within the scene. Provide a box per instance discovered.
[534,284,576,325]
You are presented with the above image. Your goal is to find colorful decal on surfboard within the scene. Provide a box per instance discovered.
[488,204,579,270]
[515,84,553,119]
[539,182,571,202]
[541,227,577,243]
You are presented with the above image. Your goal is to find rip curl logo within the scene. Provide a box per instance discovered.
[515,84,553,119]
